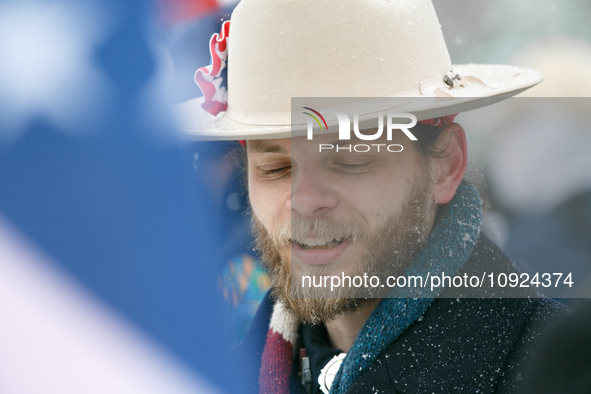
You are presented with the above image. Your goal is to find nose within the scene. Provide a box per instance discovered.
[288,168,338,217]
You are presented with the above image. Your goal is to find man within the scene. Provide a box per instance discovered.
[178,0,567,392]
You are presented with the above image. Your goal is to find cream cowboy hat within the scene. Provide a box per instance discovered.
[176,0,543,141]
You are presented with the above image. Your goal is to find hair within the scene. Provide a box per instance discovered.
[411,122,451,160]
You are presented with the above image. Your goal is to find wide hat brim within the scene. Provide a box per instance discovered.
[176,64,543,141]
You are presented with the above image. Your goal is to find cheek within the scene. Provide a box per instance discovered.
[248,170,289,229]
[248,171,267,224]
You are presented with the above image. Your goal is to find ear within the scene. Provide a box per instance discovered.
[431,123,467,205]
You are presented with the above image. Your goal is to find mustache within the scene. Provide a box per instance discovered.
[270,215,366,247]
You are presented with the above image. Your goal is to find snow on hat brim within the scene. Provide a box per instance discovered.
[177,64,542,141]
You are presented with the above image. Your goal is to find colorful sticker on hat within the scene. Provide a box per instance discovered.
[194,21,230,116]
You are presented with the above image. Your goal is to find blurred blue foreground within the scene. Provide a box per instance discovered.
[0,0,243,392]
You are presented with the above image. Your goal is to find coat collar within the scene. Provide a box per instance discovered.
[348,297,534,394]
[346,235,539,394]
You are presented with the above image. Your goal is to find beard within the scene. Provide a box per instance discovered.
[252,173,434,325]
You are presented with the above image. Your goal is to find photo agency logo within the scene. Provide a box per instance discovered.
[302,107,418,152]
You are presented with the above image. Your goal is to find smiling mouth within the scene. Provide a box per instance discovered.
[293,237,350,250]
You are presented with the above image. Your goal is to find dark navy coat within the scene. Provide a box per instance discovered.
[240,235,568,394]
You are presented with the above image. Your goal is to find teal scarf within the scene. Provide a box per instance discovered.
[330,182,483,394]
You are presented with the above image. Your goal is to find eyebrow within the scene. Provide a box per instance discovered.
[248,140,289,155]
[329,139,360,148]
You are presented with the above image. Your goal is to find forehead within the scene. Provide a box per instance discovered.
[246,132,419,157]
[247,138,291,155]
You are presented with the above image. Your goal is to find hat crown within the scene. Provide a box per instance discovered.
[228,0,452,114]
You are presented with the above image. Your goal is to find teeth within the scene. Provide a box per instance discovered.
[303,237,321,247]
[295,237,348,250]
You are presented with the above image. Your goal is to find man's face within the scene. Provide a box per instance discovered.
[247,132,438,323]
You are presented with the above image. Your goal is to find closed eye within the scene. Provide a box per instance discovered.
[335,162,371,171]
[259,166,291,177]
